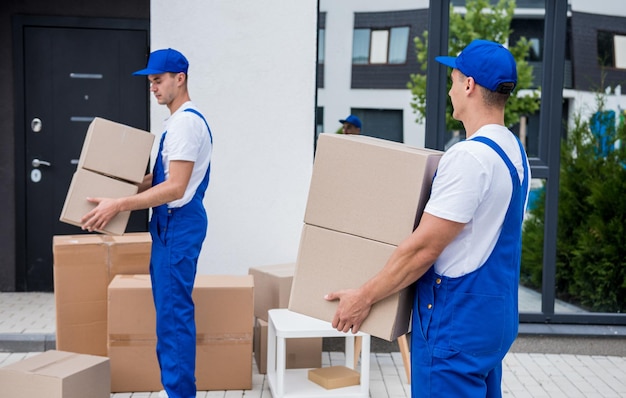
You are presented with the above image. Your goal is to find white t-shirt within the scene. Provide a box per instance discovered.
[160,101,213,208]
[423,124,530,278]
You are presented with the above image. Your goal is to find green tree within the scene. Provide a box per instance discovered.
[407,0,539,132]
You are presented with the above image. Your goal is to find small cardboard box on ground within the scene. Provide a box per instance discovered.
[290,134,442,341]
[108,274,254,392]
[253,318,322,374]
[60,117,154,235]
[248,263,323,373]
[0,350,110,398]
[53,233,151,357]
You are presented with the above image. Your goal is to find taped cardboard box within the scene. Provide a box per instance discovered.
[305,134,442,246]
[253,317,322,374]
[0,350,110,398]
[289,224,412,341]
[78,117,154,184]
[53,233,151,357]
[59,168,137,235]
[108,274,254,392]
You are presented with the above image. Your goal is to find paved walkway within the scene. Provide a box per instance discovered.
[1,292,625,397]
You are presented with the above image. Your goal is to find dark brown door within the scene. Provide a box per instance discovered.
[18,19,150,291]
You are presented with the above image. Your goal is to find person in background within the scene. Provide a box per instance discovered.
[80,48,213,398]
[339,114,362,135]
[325,39,530,398]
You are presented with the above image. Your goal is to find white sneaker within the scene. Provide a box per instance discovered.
[158,390,169,398]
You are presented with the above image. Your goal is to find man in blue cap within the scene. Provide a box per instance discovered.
[81,48,213,398]
[325,40,530,397]
[339,114,362,135]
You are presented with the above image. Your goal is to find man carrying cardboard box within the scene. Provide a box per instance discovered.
[325,40,531,398]
[80,48,213,398]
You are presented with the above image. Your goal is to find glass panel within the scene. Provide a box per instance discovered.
[370,30,389,64]
[555,108,626,314]
[389,26,410,64]
[520,178,545,314]
[352,28,370,64]
[528,37,542,61]
[318,28,325,64]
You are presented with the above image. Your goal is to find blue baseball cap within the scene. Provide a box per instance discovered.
[339,114,362,129]
[133,48,189,76]
[436,40,517,94]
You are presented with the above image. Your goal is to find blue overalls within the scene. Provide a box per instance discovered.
[411,136,528,398]
[149,109,212,398]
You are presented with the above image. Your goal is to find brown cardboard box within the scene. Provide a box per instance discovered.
[108,274,254,392]
[0,350,110,398]
[253,318,322,374]
[308,366,360,389]
[78,117,154,184]
[248,262,296,321]
[59,168,138,235]
[53,233,151,357]
[304,134,442,246]
[289,224,413,341]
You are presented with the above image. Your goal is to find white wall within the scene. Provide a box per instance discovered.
[150,0,318,275]
[318,0,428,147]
[570,0,626,17]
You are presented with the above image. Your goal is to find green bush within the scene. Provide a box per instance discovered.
[521,97,626,312]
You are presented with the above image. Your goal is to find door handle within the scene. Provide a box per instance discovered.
[32,158,52,168]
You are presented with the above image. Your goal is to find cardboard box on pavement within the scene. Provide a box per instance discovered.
[108,274,254,392]
[0,350,110,398]
[53,233,151,357]
[248,263,296,321]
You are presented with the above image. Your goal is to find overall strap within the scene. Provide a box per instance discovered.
[183,108,213,144]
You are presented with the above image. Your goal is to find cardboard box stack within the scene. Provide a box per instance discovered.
[53,232,152,357]
[0,350,110,398]
[60,117,154,235]
[108,274,254,392]
[248,263,322,374]
[289,134,443,341]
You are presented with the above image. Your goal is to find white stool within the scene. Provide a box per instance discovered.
[267,308,371,398]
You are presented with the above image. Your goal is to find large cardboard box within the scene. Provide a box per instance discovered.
[289,224,413,341]
[108,274,254,392]
[248,263,297,321]
[253,318,322,374]
[53,233,151,356]
[304,134,442,246]
[0,350,110,398]
[78,117,154,184]
[59,168,138,235]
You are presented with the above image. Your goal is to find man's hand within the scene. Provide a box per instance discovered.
[324,288,372,334]
[80,197,121,232]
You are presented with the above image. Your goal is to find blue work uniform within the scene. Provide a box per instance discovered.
[411,136,529,398]
[149,108,212,398]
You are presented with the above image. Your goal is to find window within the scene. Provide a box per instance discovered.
[352,26,410,65]
[598,30,626,69]
[318,28,325,64]
[527,37,542,62]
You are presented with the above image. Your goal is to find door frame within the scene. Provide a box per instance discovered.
[12,15,150,291]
